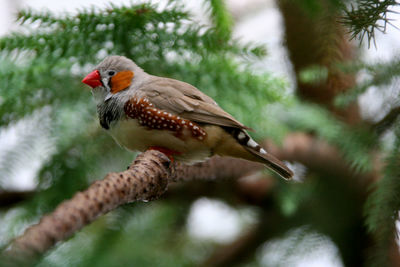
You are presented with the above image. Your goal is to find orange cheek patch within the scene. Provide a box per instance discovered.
[110,70,134,94]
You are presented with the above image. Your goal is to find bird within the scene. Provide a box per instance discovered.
[82,55,293,180]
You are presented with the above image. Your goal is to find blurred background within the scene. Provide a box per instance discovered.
[0,0,399,266]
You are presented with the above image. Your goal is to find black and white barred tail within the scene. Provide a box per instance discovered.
[229,128,293,180]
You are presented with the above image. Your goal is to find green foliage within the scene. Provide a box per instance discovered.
[206,0,233,40]
[298,65,329,84]
[365,125,400,267]
[293,0,399,47]
[342,0,400,47]
[335,58,400,108]
[270,102,377,172]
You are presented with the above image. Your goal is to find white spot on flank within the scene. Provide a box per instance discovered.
[152,119,156,123]
[238,132,246,140]
[163,124,167,127]
[181,120,186,124]
[260,148,267,154]
[147,111,151,114]
[247,139,258,148]
[193,126,199,130]
[189,122,193,126]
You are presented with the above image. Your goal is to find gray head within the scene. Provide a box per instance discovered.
[82,55,147,101]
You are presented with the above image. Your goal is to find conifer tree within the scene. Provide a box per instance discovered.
[0,0,399,266]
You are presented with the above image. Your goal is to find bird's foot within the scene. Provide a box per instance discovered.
[148,146,182,162]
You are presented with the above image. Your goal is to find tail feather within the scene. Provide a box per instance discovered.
[230,128,293,180]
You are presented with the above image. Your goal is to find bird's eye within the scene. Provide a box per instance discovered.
[108,70,116,76]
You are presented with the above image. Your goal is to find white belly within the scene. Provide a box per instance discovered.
[108,118,211,163]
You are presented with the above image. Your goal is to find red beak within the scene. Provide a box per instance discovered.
[82,70,102,88]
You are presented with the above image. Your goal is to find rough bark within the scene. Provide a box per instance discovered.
[277,0,360,124]
[4,150,171,265]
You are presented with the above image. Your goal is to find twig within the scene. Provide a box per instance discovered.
[0,190,35,208]
[373,106,400,135]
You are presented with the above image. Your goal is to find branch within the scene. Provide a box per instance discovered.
[3,150,171,265]
[373,106,400,135]
[172,155,262,182]
[0,190,35,208]
[2,132,379,265]
[2,150,261,265]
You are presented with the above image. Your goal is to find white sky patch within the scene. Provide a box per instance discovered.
[233,1,295,84]
[356,5,400,122]
[258,227,344,267]
[20,0,135,14]
[186,197,256,244]
[395,212,400,249]
[0,108,55,190]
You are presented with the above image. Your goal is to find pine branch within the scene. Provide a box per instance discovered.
[206,0,233,41]
[365,125,400,266]
[341,0,400,47]
[373,106,400,135]
[2,151,260,265]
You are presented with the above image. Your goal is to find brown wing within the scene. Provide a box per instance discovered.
[139,77,252,130]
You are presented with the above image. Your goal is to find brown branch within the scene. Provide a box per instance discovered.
[373,106,400,135]
[3,150,171,265]
[277,0,360,124]
[2,151,261,265]
[0,190,35,208]
[172,155,262,182]
[264,132,377,184]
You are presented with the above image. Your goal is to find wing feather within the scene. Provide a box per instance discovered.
[140,77,251,130]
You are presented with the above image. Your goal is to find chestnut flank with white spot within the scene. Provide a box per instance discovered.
[124,97,207,141]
